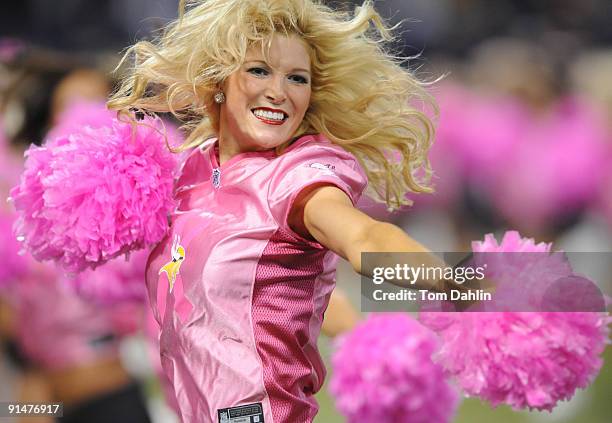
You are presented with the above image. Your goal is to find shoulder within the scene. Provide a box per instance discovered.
[279,133,361,165]
[271,134,367,188]
[267,134,368,221]
[175,138,216,189]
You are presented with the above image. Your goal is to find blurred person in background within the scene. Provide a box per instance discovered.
[0,67,152,423]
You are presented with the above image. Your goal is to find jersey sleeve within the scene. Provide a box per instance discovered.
[174,139,215,189]
[268,139,368,240]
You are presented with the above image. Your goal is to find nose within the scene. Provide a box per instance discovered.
[264,75,287,105]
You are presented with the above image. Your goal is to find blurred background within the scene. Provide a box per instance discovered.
[0,1,610,422]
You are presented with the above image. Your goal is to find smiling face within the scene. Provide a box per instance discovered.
[218,33,312,158]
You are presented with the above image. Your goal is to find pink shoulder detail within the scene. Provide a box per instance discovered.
[267,134,368,238]
[174,138,216,190]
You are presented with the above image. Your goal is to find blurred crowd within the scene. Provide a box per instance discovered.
[0,1,611,423]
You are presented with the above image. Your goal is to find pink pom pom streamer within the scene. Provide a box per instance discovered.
[330,314,459,423]
[471,231,573,312]
[420,231,611,411]
[10,116,178,272]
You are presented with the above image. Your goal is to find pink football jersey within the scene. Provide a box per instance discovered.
[145,134,367,422]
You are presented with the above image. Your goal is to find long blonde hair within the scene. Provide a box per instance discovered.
[108,0,437,208]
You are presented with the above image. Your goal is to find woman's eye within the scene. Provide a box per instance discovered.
[247,67,269,76]
[289,75,309,84]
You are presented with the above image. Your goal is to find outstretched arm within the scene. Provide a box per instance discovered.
[288,184,447,292]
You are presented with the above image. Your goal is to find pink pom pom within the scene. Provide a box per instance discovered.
[63,248,150,305]
[330,314,459,423]
[420,231,611,411]
[472,230,551,253]
[420,312,610,411]
[10,116,178,272]
[471,231,574,311]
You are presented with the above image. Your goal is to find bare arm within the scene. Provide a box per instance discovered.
[321,288,360,338]
[289,185,447,291]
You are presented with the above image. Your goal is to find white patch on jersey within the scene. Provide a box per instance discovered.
[308,162,336,176]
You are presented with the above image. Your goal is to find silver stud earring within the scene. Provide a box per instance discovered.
[214,92,226,104]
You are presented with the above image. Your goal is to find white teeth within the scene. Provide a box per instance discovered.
[253,109,286,121]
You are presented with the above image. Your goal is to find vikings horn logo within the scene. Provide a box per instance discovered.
[158,234,186,292]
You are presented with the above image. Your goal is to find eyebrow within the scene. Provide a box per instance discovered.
[244,60,311,75]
